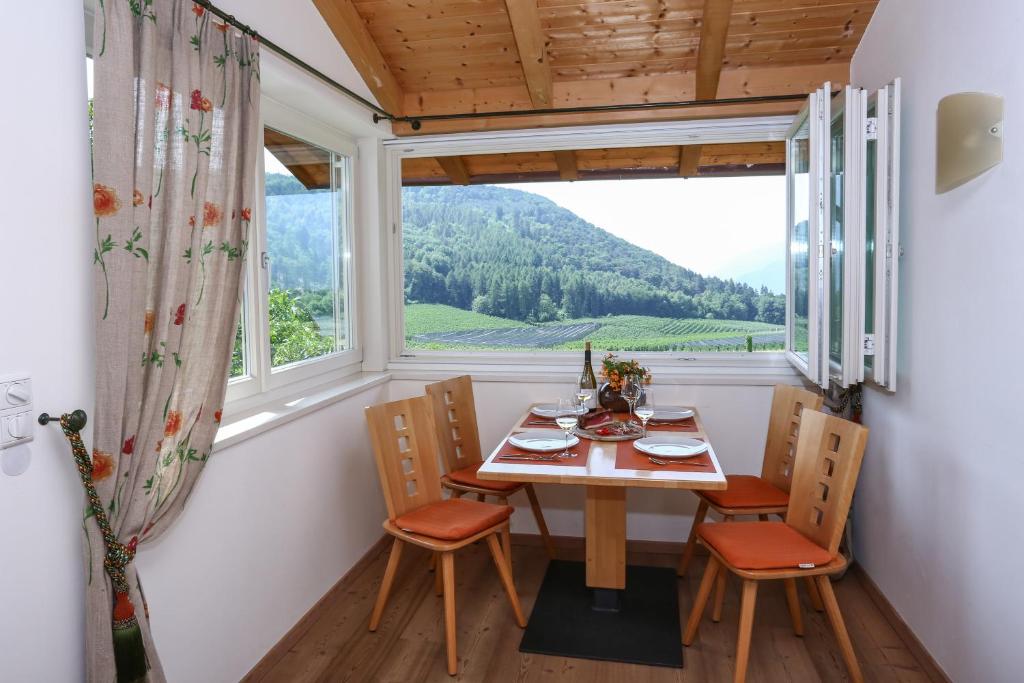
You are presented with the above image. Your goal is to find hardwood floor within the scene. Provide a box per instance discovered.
[246,540,940,682]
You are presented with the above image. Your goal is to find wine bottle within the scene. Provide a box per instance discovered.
[580,341,598,411]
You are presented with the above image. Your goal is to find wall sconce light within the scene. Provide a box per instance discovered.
[936,92,1003,193]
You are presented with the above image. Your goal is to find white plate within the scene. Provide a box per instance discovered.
[508,430,580,453]
[650,407,695,421]
[531,403,587,418]
[633,436,707,459]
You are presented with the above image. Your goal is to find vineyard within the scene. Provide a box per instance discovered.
[406,305,783,352]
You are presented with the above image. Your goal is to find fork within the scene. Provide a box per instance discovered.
[648,456,710,467]
[497,453,561,462]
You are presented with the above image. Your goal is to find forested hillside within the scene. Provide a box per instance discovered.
[402,185,785,324]
[262,175,784,326]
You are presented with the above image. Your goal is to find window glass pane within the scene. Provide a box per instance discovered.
[230,316,246,378]
[401,174,786,353]
[789,119,812,360]
[829,109,845,368]
[264,128,350,368]
[864,102,877,372]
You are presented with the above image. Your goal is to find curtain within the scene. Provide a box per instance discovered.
[89,1,259,680]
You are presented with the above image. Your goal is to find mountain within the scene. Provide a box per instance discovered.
[402,185,785,325]
[261,176,785,325]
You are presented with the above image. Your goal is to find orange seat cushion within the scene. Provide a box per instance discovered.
[698,521,834,570]
[446,463,522,493]
[701,474,789,510]
[394,499,512,541]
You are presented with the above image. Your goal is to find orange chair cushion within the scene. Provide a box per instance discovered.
[446,463,522,493]
[394,499,512,541]
[698,521,834,570]
[701,474,789,510]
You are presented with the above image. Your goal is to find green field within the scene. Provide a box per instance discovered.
[405,304,783,352]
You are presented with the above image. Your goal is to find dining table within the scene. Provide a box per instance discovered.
[477,403,726,668]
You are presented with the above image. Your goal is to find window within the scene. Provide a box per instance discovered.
[784,80,901,390]
[228,102,358,405]
[399,175,786,355]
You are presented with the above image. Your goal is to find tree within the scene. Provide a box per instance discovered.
[267,288,334,366]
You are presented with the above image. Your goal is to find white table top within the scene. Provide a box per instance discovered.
[477,405,727,490]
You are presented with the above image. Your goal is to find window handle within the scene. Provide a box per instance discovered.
[261,252,271,293]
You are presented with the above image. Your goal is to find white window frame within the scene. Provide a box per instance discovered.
[226,95,362,409]
[382,116,800,375]
[784,80,901,390]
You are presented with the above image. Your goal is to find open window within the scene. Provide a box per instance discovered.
[785,80,901,390]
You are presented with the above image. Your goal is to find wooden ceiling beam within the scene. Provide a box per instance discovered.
[554,150,578,180]
[396,61,846,135]
[504,0,554,107]
[312,0,405,115]
[680,0,734,178]
[435,156,472,185]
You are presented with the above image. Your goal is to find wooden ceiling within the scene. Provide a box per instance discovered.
[311,0,876,180]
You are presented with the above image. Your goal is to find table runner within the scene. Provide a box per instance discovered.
[614,439,713,472]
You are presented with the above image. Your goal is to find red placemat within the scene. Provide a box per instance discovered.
[646,417,698,433]
[518,414,561,429]
[615,439,713,472]
[492,435,592,467]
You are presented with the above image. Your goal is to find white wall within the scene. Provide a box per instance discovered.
[0,2,94,680]
[852,2,1024,681]
[389,378,775,542]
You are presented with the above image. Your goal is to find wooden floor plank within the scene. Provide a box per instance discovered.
[249,543,940,683]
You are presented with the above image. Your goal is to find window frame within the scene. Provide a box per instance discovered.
[382,116,798,373]
[226,95,362,408]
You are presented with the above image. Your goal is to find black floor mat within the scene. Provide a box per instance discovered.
[519,560,683,668]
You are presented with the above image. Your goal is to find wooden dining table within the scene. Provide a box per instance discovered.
[477,403,727,667]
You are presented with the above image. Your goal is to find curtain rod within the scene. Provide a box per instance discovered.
[194,2,807,130]
[192,0,393,120]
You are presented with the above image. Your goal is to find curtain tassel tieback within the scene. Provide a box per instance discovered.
[57,413,149,683]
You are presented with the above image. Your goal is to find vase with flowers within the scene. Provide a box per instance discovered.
[598,353,652,412]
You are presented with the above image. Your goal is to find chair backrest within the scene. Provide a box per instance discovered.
[424,375,483,474]
[785,410,869,555]
[365,396,444,520]
[760,384,825,493]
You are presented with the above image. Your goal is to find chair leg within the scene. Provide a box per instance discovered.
[441,551,458,676]
[712,571,727,622]
[804,575,825,612]
[486,532,527,627]
[677,498,709,576]
[816,575,864,683]
[734,580,759,683]
[711,514,733,621]
[525,484,557,559]
[500,522,513,572]
[434,552,443,596]
[783,578,804,636]
[682,556,720,645]
[369,538,404,632]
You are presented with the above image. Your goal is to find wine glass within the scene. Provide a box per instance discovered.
[635,388,655,437]
[620,375,642,426]
[576,374,595,412]
[555,397,579,459]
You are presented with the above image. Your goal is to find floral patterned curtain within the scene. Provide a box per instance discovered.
[89,1,259,680]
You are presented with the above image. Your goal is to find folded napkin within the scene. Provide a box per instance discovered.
[579,408,614,429]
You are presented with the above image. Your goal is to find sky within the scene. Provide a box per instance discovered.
[499,175,786,293]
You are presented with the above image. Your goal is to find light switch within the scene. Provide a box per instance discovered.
[0,374,33,455]
[6,382,31,406]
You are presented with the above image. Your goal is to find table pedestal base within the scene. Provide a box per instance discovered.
[518,560,683,668]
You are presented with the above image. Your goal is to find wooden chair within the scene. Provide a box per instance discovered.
[365,396,527,676]
[682,409,869,683]
[677,384,825,617]
[426,375,556,560]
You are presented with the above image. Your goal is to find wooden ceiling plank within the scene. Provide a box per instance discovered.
[554,150,579,179]
[435,156,473,185]
[504,0,554,107]
[312,0,404,114]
